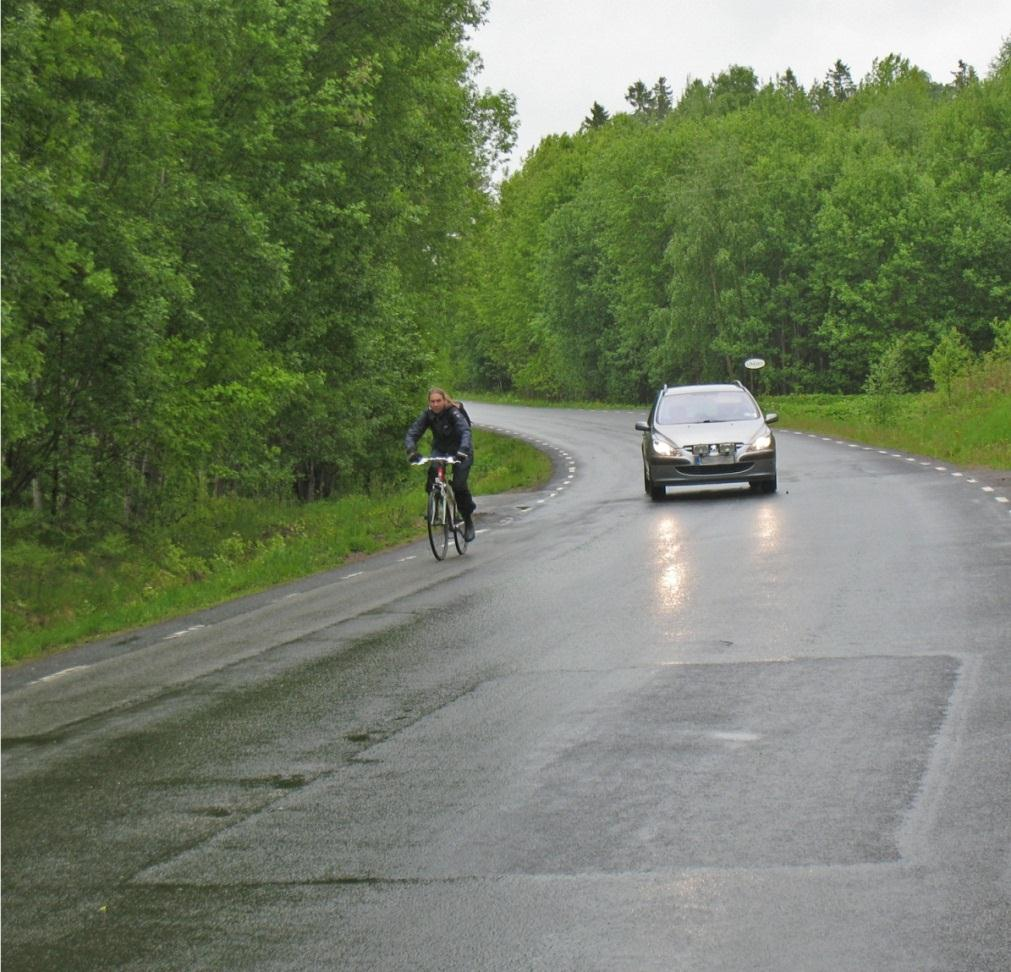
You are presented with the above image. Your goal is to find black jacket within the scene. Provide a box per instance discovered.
[405,406,472,457]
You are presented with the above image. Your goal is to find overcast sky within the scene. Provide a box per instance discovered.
[468,0,1009,173]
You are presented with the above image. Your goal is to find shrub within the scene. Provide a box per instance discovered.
[864,339,909,422]
[929,327,975,400]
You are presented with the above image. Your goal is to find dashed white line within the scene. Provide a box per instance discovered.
[164,624,205,640]
[30,665,91,685]
[787,428,1007,523]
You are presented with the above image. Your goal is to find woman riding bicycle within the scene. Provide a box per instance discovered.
[405,387,476,541]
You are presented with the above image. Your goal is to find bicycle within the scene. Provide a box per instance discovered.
[412,456,468,560]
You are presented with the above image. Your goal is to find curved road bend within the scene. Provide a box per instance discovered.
[3,402,1010,971]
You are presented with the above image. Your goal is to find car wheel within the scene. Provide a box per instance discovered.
[750,476,777,494]
[644,467,665,500]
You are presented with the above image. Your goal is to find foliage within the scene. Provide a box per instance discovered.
[454,38,1011,403]
[766,356,1011,469]
[929,327,975,400]
[864,337,910,422]
[2,0,515,536]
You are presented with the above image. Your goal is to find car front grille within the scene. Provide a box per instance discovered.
[677,462,752,476]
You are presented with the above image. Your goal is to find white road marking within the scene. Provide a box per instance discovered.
[785,428,1007,526]
[164,625,206,640]
[30,665,91,685]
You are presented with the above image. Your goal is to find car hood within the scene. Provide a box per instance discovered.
[656,419,765,446]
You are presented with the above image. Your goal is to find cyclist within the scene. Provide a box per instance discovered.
[405,387,476,541]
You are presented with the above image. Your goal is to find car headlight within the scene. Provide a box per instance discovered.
[742,428,774,454]
[651,432,680,457]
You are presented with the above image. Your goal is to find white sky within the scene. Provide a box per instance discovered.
[468,0,1009,173]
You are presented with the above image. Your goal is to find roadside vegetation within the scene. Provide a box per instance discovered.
[765,334,1011,468]
[1,429,551,666]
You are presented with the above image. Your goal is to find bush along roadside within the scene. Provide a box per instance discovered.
[1,429,552,667]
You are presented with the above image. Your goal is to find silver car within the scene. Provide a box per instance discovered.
[635,382,778,499]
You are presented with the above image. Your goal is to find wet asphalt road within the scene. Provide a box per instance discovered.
[2,402,1010,971]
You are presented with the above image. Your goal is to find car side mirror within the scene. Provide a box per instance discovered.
[635,421,650,432]
[764,412,779,424]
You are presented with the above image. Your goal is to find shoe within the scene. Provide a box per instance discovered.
[463,517,476,542]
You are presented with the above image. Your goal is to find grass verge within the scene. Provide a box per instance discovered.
[763,384,1010,470]
[1,429,551,666]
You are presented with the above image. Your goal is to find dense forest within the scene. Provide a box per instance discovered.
[449,46,1011,403]
[2,2,1009,537]
[2,0,515,530]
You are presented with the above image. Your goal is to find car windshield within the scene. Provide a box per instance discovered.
[656,391,759,425]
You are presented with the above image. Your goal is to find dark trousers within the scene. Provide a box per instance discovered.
[427,460,475,517]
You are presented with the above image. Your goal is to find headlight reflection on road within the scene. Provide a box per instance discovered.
[654,515,689,611]
[753,500,783,554]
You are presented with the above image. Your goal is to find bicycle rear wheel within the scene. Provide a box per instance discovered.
[427,490,449,560]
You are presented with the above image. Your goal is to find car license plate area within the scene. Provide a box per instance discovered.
[693,444,736,465]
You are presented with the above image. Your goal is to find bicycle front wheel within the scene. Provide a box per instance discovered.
[450,494,468,556]
[427,490,449,560]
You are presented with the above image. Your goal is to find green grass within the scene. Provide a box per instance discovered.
[763,366,1010,469]
[1,428,551,666]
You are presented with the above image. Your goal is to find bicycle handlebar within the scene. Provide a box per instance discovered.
[411,455,463,466]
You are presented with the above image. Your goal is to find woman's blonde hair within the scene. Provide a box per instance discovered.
[428,386,461,409]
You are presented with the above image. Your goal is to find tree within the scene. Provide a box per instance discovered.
[826,59,856,101]
[929,328,974,400]
[708,65,758,114]
[581,101,610,130]
[1,0,514,529]
[454,43,1011,402]
[625,79,655,115]
[653,77,674,118]
[951,59,978,89]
